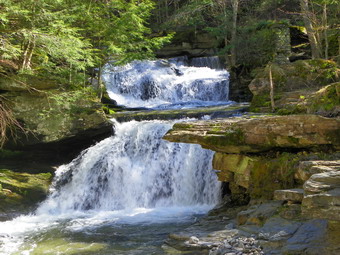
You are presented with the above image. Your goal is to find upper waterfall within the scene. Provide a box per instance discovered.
[102,59,230,109]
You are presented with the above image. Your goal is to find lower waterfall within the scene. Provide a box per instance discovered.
[0,120,220,255]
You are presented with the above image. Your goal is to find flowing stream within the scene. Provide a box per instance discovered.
[0,58,231,255]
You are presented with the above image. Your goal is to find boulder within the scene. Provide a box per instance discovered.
[302,170,340,220]
[295,160,340,182]
[236,201,283,226]
[213,152,303,200]
[4,89,110,147]
[213,153,254,188]
[163,115,340,154]
[274,189,304,203]
[0,169,52,219]
[249,60,339,96]
[303,171,340,194]
[0,74,58,92]
[248,59,340,115]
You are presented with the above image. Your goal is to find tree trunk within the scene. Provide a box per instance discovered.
[21,36,35,70]
[230,0,239,66]
[322,4,329,59]
[300,0,322,59]
[269,64,275,112]
[98,64,103,100]
[165,0,169,20]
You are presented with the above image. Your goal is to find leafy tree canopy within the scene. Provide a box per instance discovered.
[0,0,172,86]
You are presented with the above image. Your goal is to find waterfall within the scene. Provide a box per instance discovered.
[102,59,229,109]
[37,120,220,215]
[189,56,224,70]
[0,58,228,255]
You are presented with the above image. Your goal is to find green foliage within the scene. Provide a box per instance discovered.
[0,0,171,86]
[236,22,277,68]
[250,152,300,199]
[38,87,99,119]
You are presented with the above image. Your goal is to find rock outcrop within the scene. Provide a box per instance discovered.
[164,115,340,153]
[301,161,340,221]
[248,59,340,115]
[1,77,112,171]
[164,114,340,201]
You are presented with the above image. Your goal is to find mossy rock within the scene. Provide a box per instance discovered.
[164,115,340,154]
[249,60,340,113]
[213,151,340,201]
[0,169,52,214]
[4,88,108,146]
[273,82,340,116]
[0,74,58,92]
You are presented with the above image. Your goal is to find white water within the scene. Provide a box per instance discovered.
[0,120,220,254]
[0,58,229,254]
[102,59,230,109]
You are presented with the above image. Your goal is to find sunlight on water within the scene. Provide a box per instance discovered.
[0,121,220,255]
[102,59,230,109]
[0,58,229,254]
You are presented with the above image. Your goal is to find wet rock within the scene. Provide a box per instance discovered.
[258,216,301,241]
[209,236,263,255]
[279,204,302,220]
[237,201,283,226]
[0,169,52,218]
[225,223,235,230]
[283,219,328,254]
[274,189,304,203]
[111,104,249,122]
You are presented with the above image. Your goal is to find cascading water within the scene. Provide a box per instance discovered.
[0,120,220,255]
[37,120,219,214]
[0,58,230,255]
[102,59,230,109]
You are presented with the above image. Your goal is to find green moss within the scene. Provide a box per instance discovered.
[250,94,271,112]
[203,128,245,148]
[102,106,116,114]
[174,123,194,129]
[250,152,299,199]
[0,169,52,212]
[287,136,300,145]
[276,105,307,115]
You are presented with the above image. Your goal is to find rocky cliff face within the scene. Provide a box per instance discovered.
[1,76,112,171]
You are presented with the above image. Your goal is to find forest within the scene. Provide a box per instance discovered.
[1,0,339,85]
[0,1,340,254]
[0,0,338,146]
